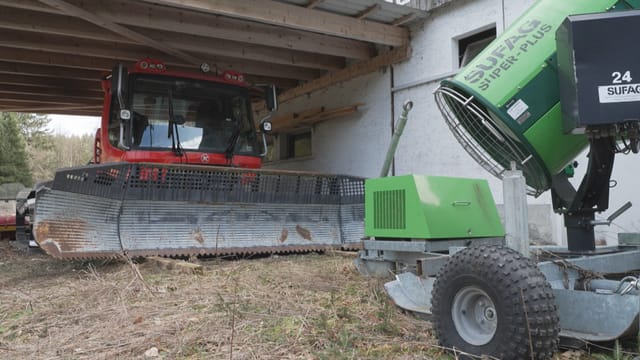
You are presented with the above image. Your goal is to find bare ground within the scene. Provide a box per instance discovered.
[0,242,443,359]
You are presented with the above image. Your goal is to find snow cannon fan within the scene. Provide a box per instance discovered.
[435,1,640,251]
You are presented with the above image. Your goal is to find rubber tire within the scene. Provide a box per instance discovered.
[432,245,559,359]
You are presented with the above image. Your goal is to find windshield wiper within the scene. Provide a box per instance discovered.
[224,122,241,160]
[167,88,183,157]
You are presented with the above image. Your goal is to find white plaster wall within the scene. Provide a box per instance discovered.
[264,70,392,178]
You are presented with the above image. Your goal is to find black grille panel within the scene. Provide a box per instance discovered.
[53,163,365,205]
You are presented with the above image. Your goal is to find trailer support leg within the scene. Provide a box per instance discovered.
[503,162,529,256]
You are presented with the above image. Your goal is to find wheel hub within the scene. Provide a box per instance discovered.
[452,286,497,346]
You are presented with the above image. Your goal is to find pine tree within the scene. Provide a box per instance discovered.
[15,112,53,150]
[0,113,33,186]
[14,112,55,182]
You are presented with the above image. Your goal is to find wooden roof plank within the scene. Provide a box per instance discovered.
[0,46,126,71]
[306,0,324,9]
[0,0,374,60]
[142,0,408,46]
[0,83,102,99]
[0,28,182,65]
[0,42,322,81]
[246,76,299,90]
[391,13,417,26]
[356,4,380,20]
[0,61,103,81]
[37,0,202,65]
[132,27,345,71]
[0,8,345,71]
[0,0,421,116]
[270,106,325,132]
[0,0,63,15]
[278,45,411,104]
[0,107,99,116]
[0,103,100,113]
[299,103,364,124]
[0,92,101,104]
[270,103,363,134]
[0,6,129,43]
[0,74,98,91]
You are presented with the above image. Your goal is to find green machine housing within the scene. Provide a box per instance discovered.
[434,0,640,197]
[364,175,504,239]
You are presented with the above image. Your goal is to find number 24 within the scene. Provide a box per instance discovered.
[612,71,633,84]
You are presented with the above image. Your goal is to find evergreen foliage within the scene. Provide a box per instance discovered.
[0,112,94,186]
[0,113,33,186]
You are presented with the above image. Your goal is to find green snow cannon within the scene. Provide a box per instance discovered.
[435,0,636,196]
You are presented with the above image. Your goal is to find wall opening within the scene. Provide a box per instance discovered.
[265,130,313,162]
[457,27,496,67]
[285,131,312,159]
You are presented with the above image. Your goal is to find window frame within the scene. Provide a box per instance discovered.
[455,25,497,69]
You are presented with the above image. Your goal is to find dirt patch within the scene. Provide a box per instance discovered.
[0,241,440,359]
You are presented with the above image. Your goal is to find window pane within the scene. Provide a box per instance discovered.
[125,74,258,155]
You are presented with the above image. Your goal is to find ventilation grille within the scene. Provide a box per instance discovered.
[51,163,365,205]
[373,189,406,230]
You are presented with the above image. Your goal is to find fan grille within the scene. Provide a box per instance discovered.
[434,85,548,196]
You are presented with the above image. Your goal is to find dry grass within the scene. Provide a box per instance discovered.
[0,242,444,359]
[1,242,618,360]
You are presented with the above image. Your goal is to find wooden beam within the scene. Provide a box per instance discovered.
[0,29,180,65]
[0,103,99,111]
[0,102,100,115]
[391,13,417,26]
[0,0,374,60]
[4,109,98,116]
[0,100,63,109]
[270,106,324,133]
[299,103,364,125]
[0,84,102,99]
[0,1,65,15]
[0,81,101,99]
[122,0,375,60]
[36,109,100,116]
[0,44,322,81]
[306,0,323,9]
[245,75,299,90]
[0,92,100,105]
[0,61,103,81]
[132,27,345,71]
[0,53,303,90]
[0,46,138,71]
[141,0,408,46]
[270,103,364,134]
[0,7,129,44]
[200,56,323,81]
[356,4,380,20]
[0,73,98,90]
[0,8,344,71]
[278,46,411,104]
[37,0,202,65]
